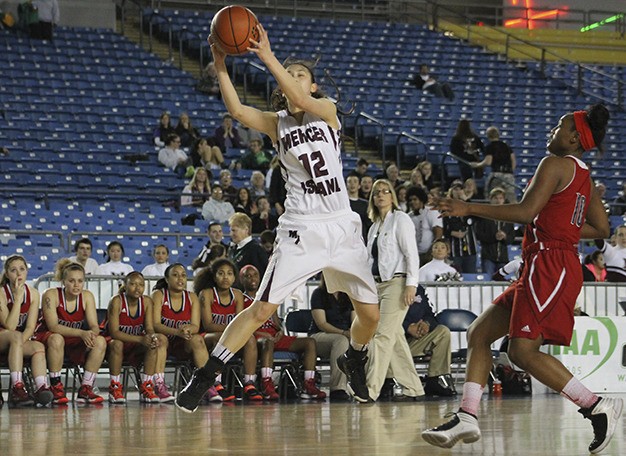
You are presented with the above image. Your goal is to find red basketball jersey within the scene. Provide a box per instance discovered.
[522,156,591,250]
[37,287,85,333]
[102,293,145,337]
[211,287,237,327]
[2,283,31,332]
[159,289,192,339]
[243,293,277,335]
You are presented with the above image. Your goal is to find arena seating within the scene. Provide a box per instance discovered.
[1,13,625,276]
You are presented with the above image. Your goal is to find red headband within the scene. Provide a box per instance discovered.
[573,111,596,151]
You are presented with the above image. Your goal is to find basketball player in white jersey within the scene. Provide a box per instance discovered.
[177,24,380,412]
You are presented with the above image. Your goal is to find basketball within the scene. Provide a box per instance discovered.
[210,5,260,56]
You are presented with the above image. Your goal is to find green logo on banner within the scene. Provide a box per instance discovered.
[550,317,618,379]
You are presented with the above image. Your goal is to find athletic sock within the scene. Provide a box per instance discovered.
[560,377,598,409]
[82,371,97,387]
[460,382,484,417]
[261,368,273,379]
[211,343,235,364]
[10,371,23,386]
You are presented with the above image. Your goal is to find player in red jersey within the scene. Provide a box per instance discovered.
[195,259,262,402]
[36,259,107,404]
[422,104,622,455]
[152,263,207,403]
[0,255,53,407]
[102,271,167,404]
[239,264,326,400]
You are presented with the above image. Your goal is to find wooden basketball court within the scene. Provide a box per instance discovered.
[1,393,623,455]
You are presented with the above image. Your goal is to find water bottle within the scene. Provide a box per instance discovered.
[492,379,502,396]
[393,382,403,397]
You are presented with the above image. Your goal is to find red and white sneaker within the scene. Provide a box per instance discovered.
[261,377,279,401]
[301,378,326,400]
[50,382,69,405]
[139,380,160,403]
[76,384,104,404]
[9,382,34,407]
[214,382,235,402]
[108,380,126,404]
[155,381,174,403]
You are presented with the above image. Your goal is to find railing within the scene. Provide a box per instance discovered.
[354,112,386,162]
[0,187,211,211]
[243,61,272,109]
[145,9,173,60]
[0,229,66,250]
[395,131,427,168]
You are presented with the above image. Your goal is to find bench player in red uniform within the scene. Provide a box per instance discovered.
[36,259,107,404]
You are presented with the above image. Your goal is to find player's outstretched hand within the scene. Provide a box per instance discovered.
[208,34,227,64]
[247,24,273,62]
[434,197,468,218]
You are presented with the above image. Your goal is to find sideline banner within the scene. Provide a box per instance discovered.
[546,317,626,393]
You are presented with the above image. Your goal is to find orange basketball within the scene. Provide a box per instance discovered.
[210,5,259,56]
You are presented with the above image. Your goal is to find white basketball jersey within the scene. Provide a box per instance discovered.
[274,110,349,217]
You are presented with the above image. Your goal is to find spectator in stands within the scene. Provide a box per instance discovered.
[249,170,267,198]
[158,134,193,178]
[366,179,424,401]
[175,112,200,148]
[194,259,262,402]
[595,182,610,213]
[201,185,235,224]
[153,111,175,148]
[412,64,455,101]
[309,278,353,402]
[417,160,438,189]
[102,271,166,404]
[419,239,457,282]
[251,196,278,234]
[237,123,265,148]
[346,174,371,241]
[385,163,404,189]
[96,241,134,277]
[69,238,98,275]
[359,174,374,200]
[610,182,626,216]
[268,156,286,216]
[181,167,211,207]
[233,187,254,216]
[219,169,238,203]
[214,113,243,152]
[408,166,427,190]
[259,230,276,256]
[240,265,326,401]
[192,222,229,271]
[349,158,369,178]
[406,186,444,265]
[471,126,517,202]
[228,213,268,278]
[196,62,220,95]
[462,178,479,201]
[0,147,8,156]
[595,225,626,282]
[0,255,54,406]
[396,185,408,212]
[241,139,272,172]
[475,188,516,276]
[403,285,456,396]
[31,0,59,40]
[450,119,485,182]
[190,137,224,173]
[141,244,170,277]
[443,182,478,273]
[583,250,606,282]
[36,260,107,404]
[151,263,206,402]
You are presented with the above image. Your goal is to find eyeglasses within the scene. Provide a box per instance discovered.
[373,189,392,196]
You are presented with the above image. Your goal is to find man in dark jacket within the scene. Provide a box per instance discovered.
[228,213,269,280]
[403,285,456,396]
